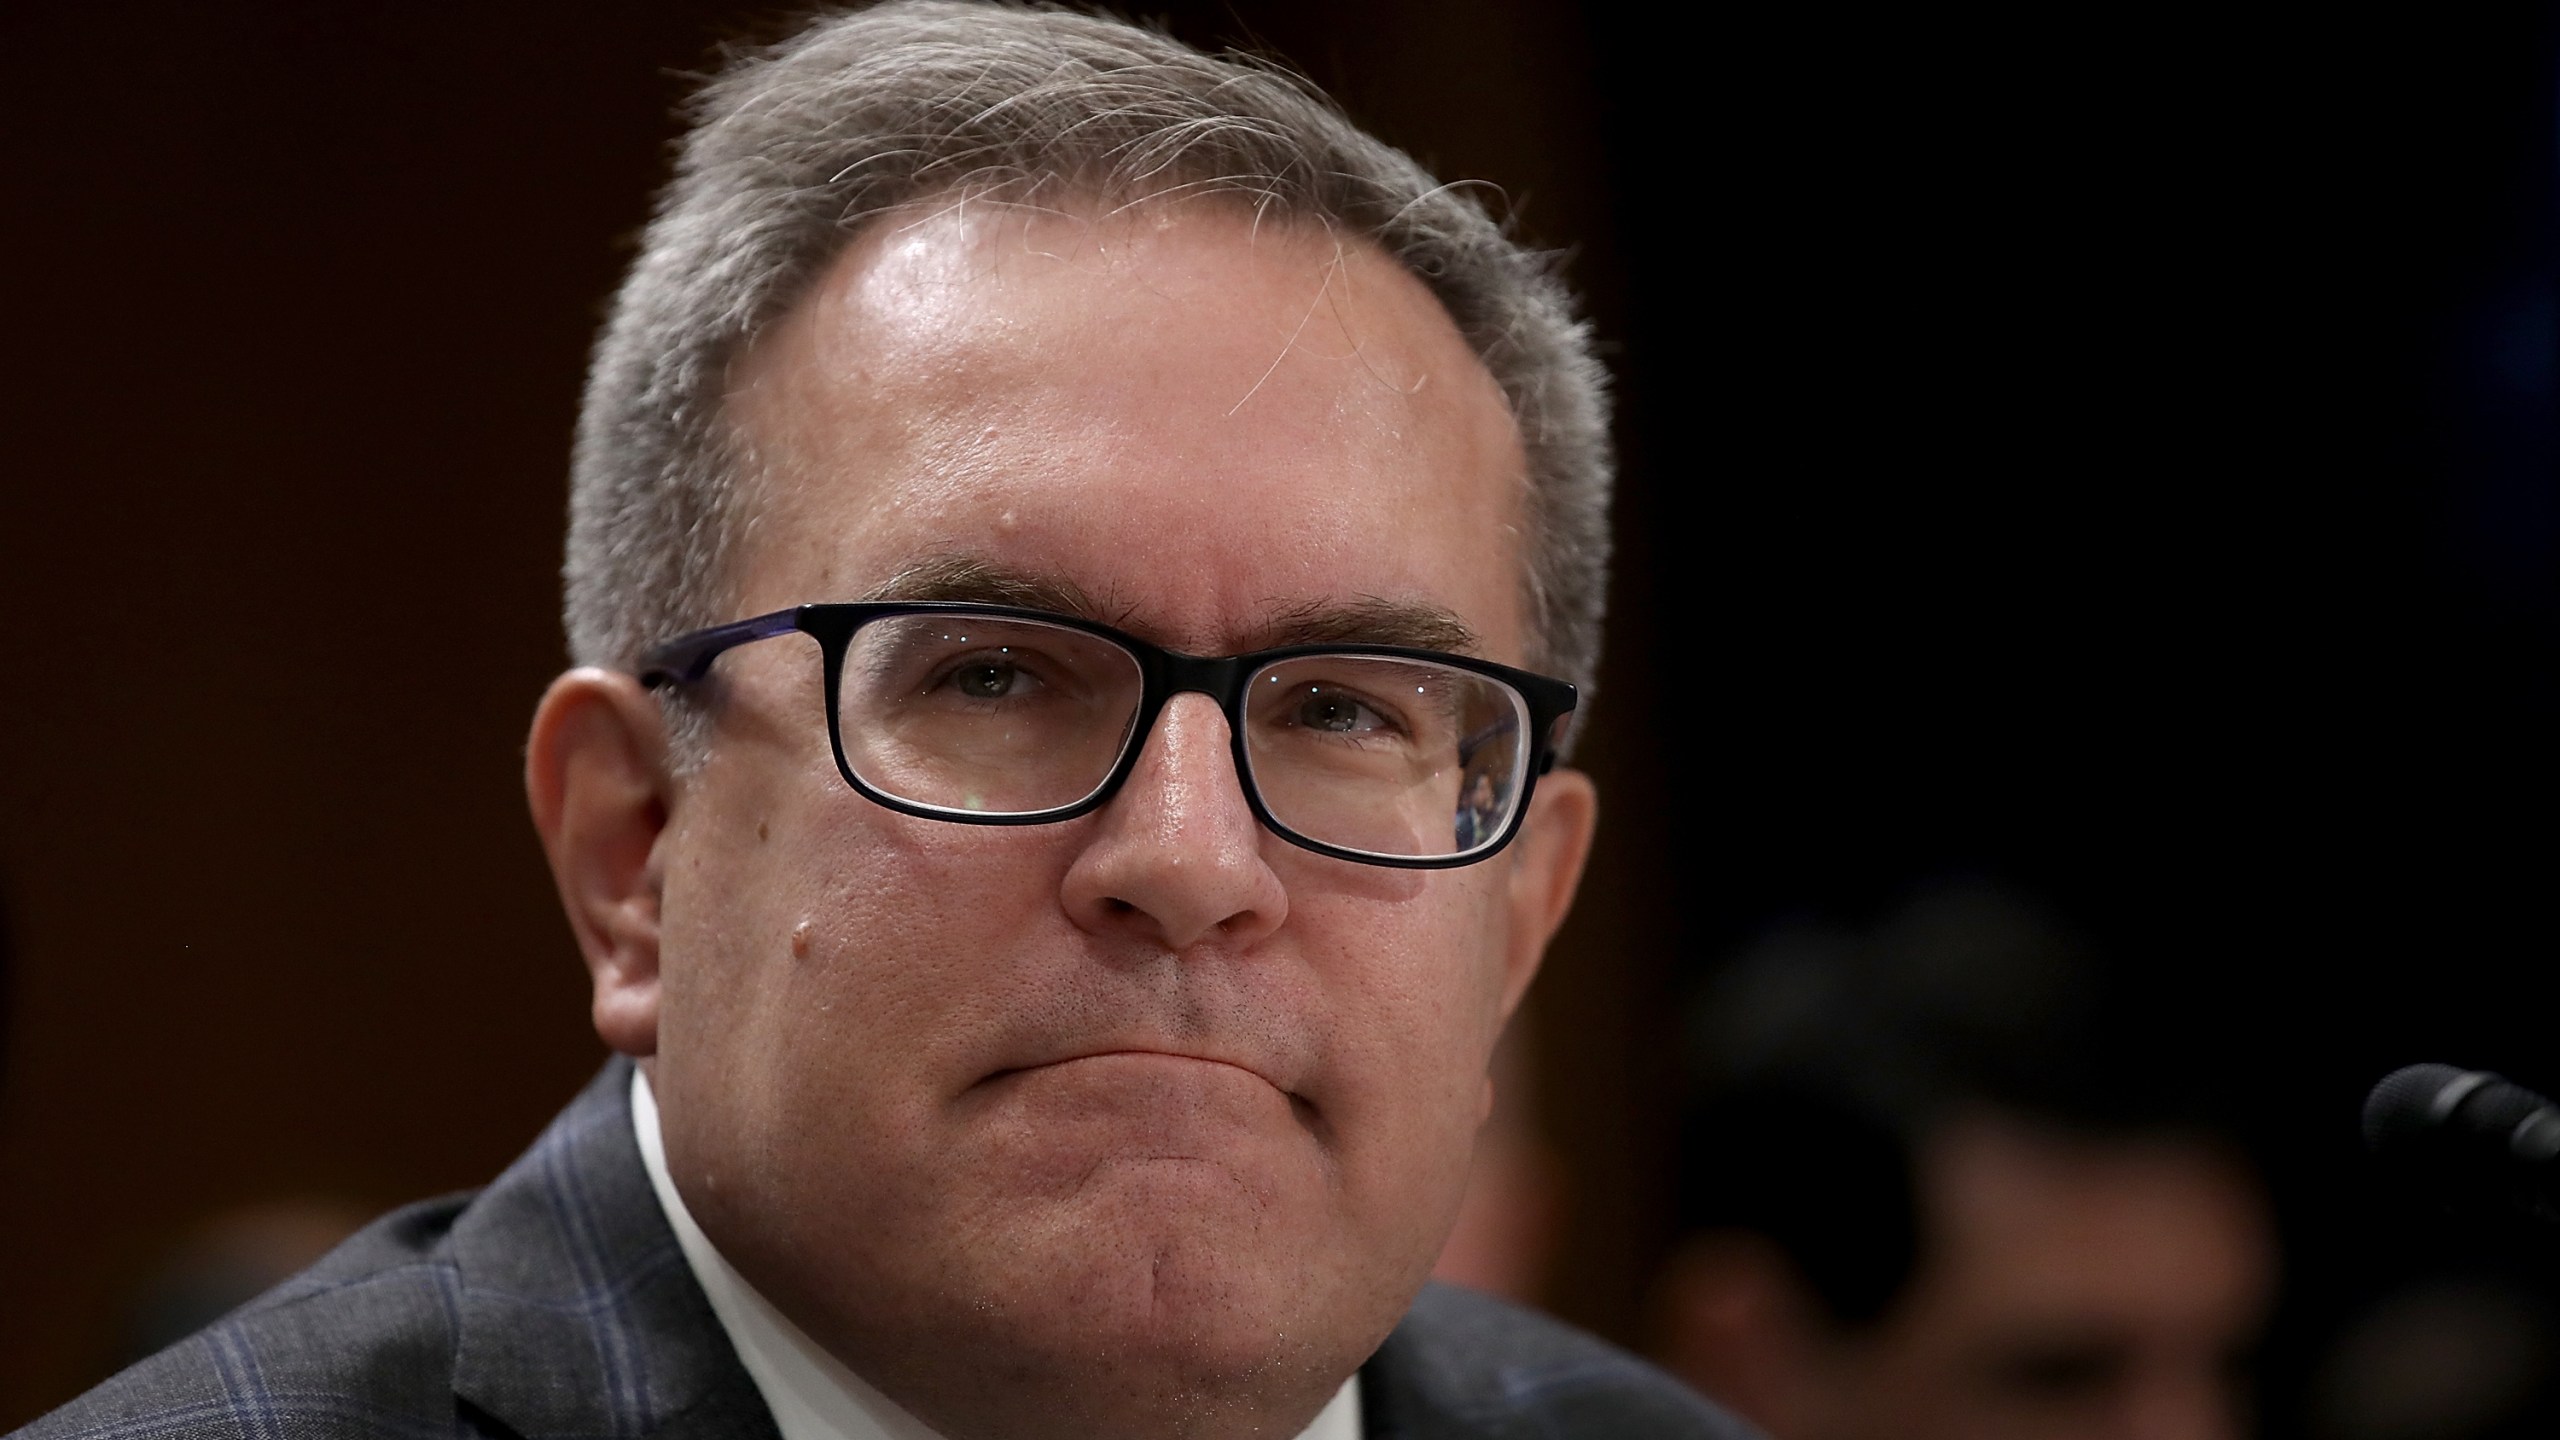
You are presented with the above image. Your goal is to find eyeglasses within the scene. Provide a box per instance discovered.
[638,602,1577,868]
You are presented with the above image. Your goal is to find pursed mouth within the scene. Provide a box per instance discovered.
[978,1050,1327,1137]
[985,1049,1278,1091]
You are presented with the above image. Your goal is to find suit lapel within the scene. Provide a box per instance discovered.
[448,1058,781,1440]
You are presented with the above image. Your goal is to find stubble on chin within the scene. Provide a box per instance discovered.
[769,1143,1409,1440]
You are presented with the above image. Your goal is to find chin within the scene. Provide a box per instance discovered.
[909,1178,1397,1436]
[1024,1166,1340,1357]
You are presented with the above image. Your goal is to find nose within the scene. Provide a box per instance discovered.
[1059,692,1288,952]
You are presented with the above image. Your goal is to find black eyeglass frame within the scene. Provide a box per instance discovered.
[638,601,1579,869]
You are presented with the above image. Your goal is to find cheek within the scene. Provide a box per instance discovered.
[656,775,1081,1117]
[1290,875,1512,1175]
[801,821,1084,1080]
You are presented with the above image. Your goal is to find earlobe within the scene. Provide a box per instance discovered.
[1496,769,1598,1017]
[1651,1231,1838,1435]
[525,668,672,1058]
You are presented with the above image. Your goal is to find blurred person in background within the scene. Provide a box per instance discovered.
[1652,883,2276,1440]
[113,1200,373,1367]
[2304,1270,2560,1440]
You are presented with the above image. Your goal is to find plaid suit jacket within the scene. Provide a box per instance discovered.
[20,1060,1749,1440]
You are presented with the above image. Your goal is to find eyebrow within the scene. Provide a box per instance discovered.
[858,555,1482,656]
[1247,595,1481,655]
[858,555,1115,620]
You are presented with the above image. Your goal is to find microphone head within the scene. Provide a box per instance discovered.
[2365,1063,2560,1233]
[2364,1062,2478,1154]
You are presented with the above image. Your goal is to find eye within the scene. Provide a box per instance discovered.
[1982,1340,2127,1404]
[952,662,1023,698]
[931,651,1046,702]
[1293,688,1390,735]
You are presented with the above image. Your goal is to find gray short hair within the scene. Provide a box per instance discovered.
[565,1,1613,722]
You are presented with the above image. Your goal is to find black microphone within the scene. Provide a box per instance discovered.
[2364,1063,2560,1227]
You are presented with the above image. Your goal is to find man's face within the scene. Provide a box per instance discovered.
[1833,1117,2274,1440]
[627,202,1589,1433]
[1660,1114,2273,1440]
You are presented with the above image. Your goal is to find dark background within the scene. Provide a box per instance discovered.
[2,3,2552,1431]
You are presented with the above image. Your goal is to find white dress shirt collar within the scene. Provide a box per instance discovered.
[631,1068,1363,1440]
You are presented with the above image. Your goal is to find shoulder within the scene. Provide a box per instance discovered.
[1361,1283,1762,1440]
[17,1194,484,1440]
[17,1062,752,1440]
[17,1061,760,1440]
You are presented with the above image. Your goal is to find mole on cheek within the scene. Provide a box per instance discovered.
[757,821,770,843]
[790,921,813,960]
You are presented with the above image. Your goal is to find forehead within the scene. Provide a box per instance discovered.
[1922,1118,2270,1329]
[723,197,1531,657]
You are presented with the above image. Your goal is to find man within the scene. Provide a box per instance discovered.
[1654,886,2275,1439]
[23,4,1738,1438]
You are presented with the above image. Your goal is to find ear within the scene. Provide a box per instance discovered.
[525,667,672,1058]
[1495,767,1597,1019]
[1651,1231,1842,1437]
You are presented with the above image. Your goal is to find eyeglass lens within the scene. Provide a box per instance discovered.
[831,613,1531,859]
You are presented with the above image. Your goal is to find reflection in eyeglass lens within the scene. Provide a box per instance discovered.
[1245,656,1528,858]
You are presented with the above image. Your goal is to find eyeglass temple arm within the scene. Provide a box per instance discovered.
[636,608,806,689]
[1533,682,1578,774]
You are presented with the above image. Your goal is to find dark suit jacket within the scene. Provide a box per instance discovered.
[20,1061,1752,1439]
